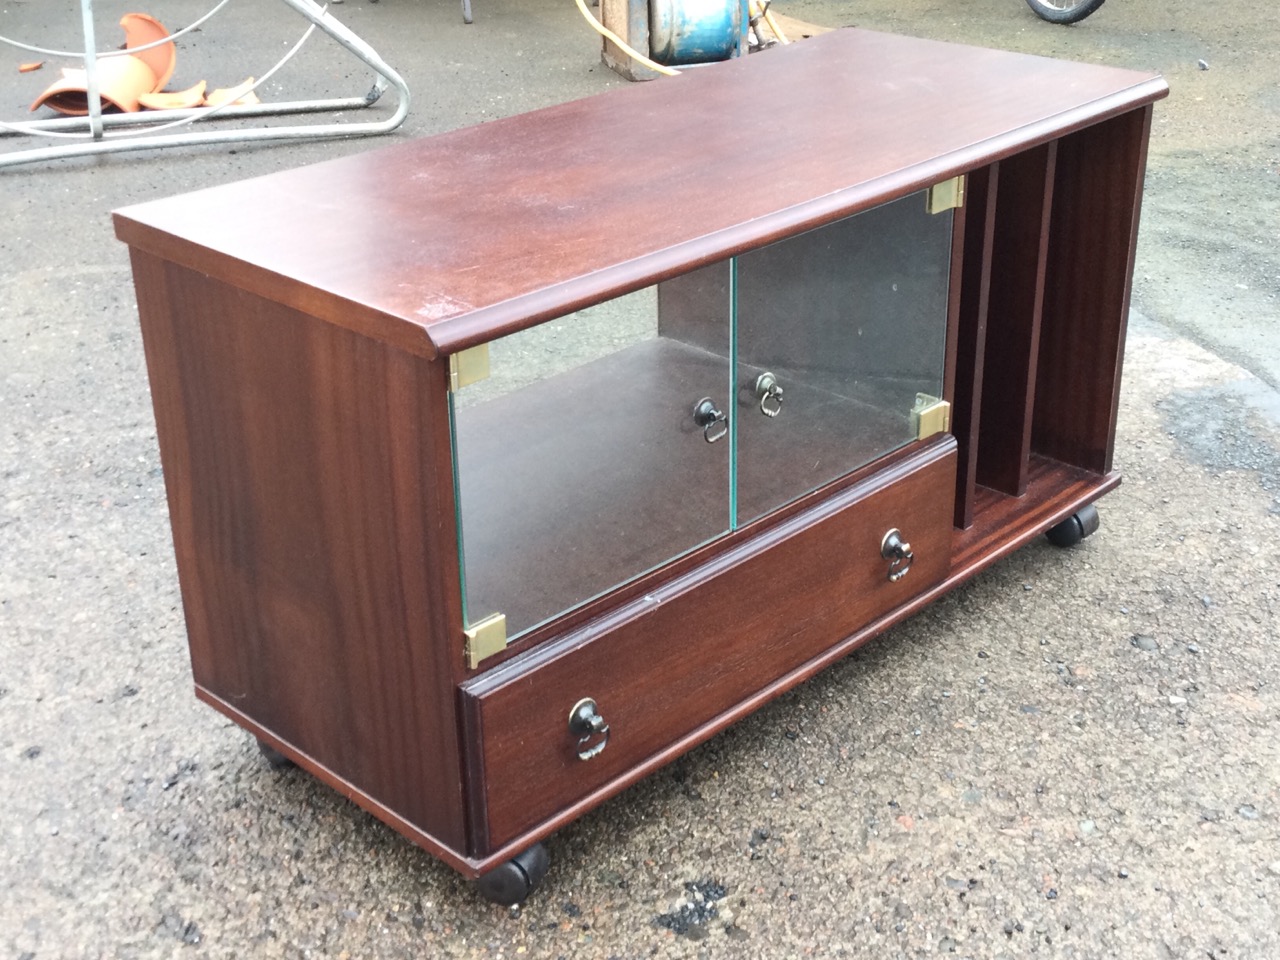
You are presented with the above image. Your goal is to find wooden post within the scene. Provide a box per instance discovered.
[599,0,661,81]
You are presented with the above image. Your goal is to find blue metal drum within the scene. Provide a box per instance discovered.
[648,0,746,66]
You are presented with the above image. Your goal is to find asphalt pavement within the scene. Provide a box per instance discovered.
[2,1,1278,957]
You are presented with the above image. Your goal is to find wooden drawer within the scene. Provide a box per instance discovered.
[460,438,957,853]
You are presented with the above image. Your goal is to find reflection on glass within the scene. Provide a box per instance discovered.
[450,191,954,644]
[451,267,732,640]
[734,191,951,524]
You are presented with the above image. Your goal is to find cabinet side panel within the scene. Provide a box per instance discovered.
[1033,106,1153,474]
[130,251,467,849]
[975,143,1057,496]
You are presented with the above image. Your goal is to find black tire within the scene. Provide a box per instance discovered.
[1024,0,1105,24]
[1045,503,1100,547]
[475,843,550,906]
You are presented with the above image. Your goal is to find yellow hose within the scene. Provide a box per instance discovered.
[572,0,682,77]
[750,1,789,45]
[762,7,789,44]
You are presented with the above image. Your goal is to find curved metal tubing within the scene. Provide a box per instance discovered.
[0,0,234,58]
[0,0,410,169]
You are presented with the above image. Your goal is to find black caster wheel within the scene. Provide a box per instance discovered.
[1046,502,1100,548]
[474,842,550,906]
[256,738,295,770]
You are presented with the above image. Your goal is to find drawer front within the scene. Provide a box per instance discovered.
[461,439,956,852]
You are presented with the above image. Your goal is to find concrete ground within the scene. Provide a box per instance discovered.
[2,0,1278,958]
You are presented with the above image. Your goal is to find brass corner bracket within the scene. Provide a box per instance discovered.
[911,394,951,440]
[464,612,507,669]
[926,176,966,214]
[449,344,491,393]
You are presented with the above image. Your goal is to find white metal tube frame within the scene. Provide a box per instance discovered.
[0,0,410,168]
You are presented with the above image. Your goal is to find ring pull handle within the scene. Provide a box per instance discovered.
[754,372,783,418]
[692,397,728,444]
[880,528,914,583]
[568,698,610,761]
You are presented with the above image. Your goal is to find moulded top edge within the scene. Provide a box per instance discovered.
[113,29,1166,358]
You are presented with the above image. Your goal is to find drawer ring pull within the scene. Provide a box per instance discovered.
[568,697,611,761]
[880,528,914,582]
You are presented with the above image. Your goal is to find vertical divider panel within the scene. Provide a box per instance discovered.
[951,163,1000,528]
[1032,106,1154,474]
[942,180,970,411]
[975,142,1058,497]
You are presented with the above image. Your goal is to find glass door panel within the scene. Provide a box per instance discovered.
[451,262,733,642]
[733,191,952,525]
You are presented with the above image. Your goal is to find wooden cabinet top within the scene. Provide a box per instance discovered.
[113,29,1166,359]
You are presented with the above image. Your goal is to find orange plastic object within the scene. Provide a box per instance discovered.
[120,13,176,92]
[139,80,207,111]
[204,78,261,108]
[29,13,173,116]
[30,59,158,115]
[19,61,45,73]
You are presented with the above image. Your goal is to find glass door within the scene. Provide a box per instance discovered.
[733,191,953,525]
[450,190,955,648]
[450,262,733,643]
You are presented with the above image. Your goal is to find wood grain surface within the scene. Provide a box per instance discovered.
[951,163,999,528]
[462,439,957,852]
[116,30,1166,877]
[130,251,469,850]
[113,29,1166,359]
[976,143,1057,496]
[1033,107,1154,474]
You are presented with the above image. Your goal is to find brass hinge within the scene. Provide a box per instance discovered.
[926,175,965,214]
[464,612,507,669]
[911,394,951,440]
[449,344,491,392]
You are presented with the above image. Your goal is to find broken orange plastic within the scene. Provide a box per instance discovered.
[19,61,45,73]
[138,80,207,111]
[204,78,261,108]
[29,13,174,115]
[120,13,176,92]
[31,58,158,114]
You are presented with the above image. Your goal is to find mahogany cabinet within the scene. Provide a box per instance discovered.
[114,29,1167,903]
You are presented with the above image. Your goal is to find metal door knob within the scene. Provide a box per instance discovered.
[568,698,610,760]
[754,372,783,418]
[692,397,728,443]
[880,528,914,582]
